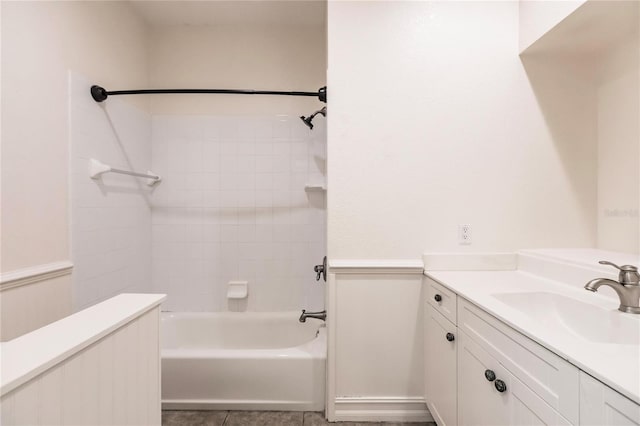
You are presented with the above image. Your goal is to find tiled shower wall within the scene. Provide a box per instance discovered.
[70,73,152,310]
[150,115,326,312]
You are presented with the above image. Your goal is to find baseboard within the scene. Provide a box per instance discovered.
[162,399,324,412]
[332,396,432,422]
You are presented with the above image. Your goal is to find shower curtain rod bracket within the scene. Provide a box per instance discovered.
[90,85,327,103]
[91,85,108,102]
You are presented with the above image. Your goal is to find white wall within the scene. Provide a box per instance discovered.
[148,24,327,115]
[1,1,149,272]
[150,115,326,312]
[596,36,640,254]
[69,74,153,311]
[519,0,587,53]
[325,2,601,420]
[1,1,149,337]
[327,1,597,260]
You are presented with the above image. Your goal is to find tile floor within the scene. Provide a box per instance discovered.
[162,411,436,426]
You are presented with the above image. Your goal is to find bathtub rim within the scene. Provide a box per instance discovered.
[161,327,327,359]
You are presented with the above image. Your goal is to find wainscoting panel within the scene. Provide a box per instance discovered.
[0,294,163,425]
[326,260,429,422]
[0,263,73,341]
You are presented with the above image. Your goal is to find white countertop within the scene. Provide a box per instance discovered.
[425,268,640,405]
[0,293,166,396]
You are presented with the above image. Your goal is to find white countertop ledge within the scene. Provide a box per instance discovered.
[425,269,640,405]
[0,293,166,396]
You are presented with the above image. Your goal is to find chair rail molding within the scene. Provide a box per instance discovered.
[0,261,74,291]
[328,259,424,275]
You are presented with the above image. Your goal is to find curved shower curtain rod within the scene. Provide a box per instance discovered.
[90,85,327,103]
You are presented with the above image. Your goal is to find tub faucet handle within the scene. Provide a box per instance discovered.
[314,256,327,282]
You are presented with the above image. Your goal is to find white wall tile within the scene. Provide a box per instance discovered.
[70,74,153,311]
[151,115,326,312]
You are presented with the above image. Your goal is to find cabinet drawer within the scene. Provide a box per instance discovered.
[426,277,457,325]
[458,298,579,425]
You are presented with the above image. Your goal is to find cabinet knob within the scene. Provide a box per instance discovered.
[445,332,455,342]
[434,294,442,302]
[484,369,496,382]
[494,379,507,393]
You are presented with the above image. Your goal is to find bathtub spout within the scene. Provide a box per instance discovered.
[299,309,326,322]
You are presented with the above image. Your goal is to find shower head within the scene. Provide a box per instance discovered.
[300,115,315,130]
[300,107,326,130]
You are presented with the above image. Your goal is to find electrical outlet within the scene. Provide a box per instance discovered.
[459,224,472,245]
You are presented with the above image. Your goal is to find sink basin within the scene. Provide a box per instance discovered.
[492,292,640,345]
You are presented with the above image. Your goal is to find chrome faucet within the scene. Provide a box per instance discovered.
[299,309,326,322]
[585,261,640,314]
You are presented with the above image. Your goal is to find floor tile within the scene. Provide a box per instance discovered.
[162,410,228,426]
[161,410,434,425]
[224,410,304,426]
[304,411,382,426]
[303,411,331,426]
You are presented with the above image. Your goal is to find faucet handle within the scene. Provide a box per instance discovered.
[599,261,639,285]
[599,261,638,272]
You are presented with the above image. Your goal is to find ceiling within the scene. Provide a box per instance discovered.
[129,0,327,27]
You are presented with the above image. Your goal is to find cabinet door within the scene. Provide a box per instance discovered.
[458,331,571,426]
[425,304,457,426]
[458,331,510,426]
[580,372,640,426]
[508,369,572,425]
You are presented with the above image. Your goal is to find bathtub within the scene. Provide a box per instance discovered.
[161,311,326,411]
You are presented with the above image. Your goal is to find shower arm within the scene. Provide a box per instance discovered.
[90,85,327,103]
[311,107,327,119]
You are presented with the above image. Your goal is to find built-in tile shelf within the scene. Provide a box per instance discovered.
[304,184,326,192]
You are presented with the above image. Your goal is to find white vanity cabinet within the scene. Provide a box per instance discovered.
[423,276,640,426]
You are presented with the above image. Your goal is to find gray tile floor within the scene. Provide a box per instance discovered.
[162,411,436,426]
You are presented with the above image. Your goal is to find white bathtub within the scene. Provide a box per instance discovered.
[161,311,326,411]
